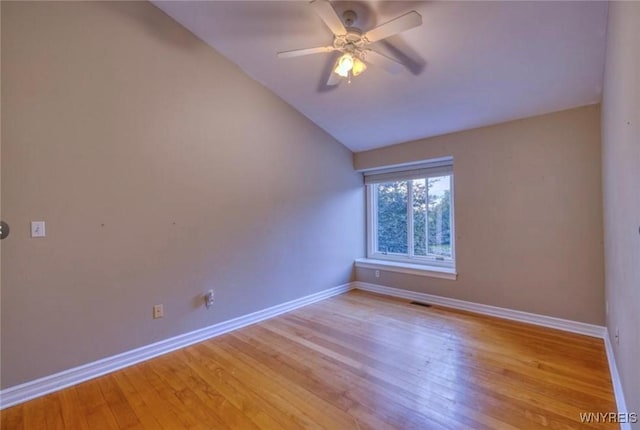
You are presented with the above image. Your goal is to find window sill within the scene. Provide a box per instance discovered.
[354,258,457,280]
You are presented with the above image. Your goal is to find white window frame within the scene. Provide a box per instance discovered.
[361,157,456,278]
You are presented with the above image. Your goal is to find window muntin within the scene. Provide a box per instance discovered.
[366,161,454,268]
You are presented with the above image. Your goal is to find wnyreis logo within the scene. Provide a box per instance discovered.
[579,412,638,424]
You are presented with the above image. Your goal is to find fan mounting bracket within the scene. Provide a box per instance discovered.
[342,10,358,27]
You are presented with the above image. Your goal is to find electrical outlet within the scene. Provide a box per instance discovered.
[615,327,620,345]
[153,304,164,319]
[375,270,380,278]
[204,290,215,309]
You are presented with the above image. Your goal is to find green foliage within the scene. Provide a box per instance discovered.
[376,177,451,257]
[376,181,408,254]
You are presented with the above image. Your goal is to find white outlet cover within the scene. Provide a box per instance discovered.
[153,304,164,319]
[31,221,46,237]
[205,290,215,308]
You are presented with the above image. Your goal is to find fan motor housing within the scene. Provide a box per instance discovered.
[333,28,365,53]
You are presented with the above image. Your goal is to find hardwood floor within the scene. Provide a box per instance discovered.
[1,290,617,429]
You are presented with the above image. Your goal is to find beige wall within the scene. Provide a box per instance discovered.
[601,1,640,419]
[355,105,604,325]
[0,1,364,388]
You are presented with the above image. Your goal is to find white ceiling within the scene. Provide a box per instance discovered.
[153,1,608,152]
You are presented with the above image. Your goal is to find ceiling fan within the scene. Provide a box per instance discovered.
[277,0,422,86]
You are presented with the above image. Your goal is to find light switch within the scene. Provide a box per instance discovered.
[31,221,46,238]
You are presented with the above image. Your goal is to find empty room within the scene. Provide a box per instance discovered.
[1,1,638,429]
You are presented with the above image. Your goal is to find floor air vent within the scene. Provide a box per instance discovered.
[410,301,432,308]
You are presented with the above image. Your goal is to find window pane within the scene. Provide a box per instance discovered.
[375,181,408,254]
[412,178,427,256]
[427,176,452,258]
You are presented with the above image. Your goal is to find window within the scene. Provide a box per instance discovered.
[363,158,455,274]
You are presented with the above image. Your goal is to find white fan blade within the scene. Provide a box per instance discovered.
[364,11,422,43]
[327,72,342,86]
[364,49,405,74]
[311,0,347,36]
[277,46,336,58]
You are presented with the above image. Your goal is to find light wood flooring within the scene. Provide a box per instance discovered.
[1,290,617,429]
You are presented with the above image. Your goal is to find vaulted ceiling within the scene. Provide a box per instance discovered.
[153,1,608,152]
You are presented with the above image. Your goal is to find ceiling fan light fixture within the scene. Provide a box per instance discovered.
[352,57,367,76]
[334,53,354,77]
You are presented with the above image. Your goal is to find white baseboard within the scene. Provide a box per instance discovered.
[353,281,606,338]
[0,283,352,410]
[604,330,632,430]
